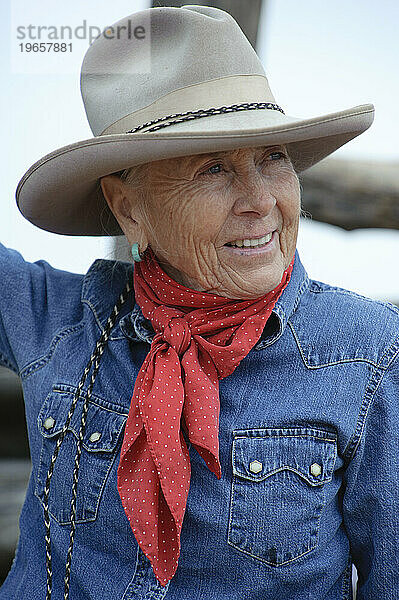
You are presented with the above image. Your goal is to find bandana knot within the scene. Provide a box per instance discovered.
[152,306,192,356]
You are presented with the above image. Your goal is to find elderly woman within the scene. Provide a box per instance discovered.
[1,5,398,600]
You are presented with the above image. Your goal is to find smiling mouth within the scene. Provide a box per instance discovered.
[222,230,278,255]
[224,231,275,248]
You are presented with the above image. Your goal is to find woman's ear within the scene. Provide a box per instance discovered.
[100,174,128,219]
[100,175,143,245]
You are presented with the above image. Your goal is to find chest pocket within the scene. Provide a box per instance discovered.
[35,386,127,525]
[228,427,337,567]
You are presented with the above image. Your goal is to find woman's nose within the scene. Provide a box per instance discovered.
[232,174,277,216]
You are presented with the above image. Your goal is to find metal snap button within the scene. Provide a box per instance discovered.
[249,460,263,474]
[310,463,322,477]
[43,416,55,430]
[89,431,102,443]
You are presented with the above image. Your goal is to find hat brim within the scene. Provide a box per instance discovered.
[15,103,374,236]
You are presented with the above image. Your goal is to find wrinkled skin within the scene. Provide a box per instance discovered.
[100,145,301,300]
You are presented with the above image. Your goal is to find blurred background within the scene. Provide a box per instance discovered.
[1,0,398,594]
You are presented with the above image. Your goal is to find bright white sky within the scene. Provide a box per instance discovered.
[1,0,398,301]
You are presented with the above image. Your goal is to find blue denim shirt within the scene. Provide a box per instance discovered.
[0,242,398,600]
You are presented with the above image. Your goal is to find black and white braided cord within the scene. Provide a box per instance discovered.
[43,278,132,600]
[125,102,285,134]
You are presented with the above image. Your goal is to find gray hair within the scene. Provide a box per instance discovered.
[111,163,173,259]
[117,163,149,188]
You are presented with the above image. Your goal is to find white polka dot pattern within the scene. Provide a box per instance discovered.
[117,247,295,586]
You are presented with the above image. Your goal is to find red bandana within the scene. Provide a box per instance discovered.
[117,247,295,586]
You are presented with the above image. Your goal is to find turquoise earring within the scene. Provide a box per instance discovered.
[131,242,142,262]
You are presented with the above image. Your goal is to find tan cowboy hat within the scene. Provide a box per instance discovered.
[15,4,374,236]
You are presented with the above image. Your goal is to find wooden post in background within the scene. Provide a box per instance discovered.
[151,0,264,48]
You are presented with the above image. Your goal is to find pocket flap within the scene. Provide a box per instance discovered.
[232,427,337,486]
[38,387,127,452]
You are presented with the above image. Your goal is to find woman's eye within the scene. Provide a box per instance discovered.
[267,151,286,161]
[202,163,224,175]
[200,152,286,176]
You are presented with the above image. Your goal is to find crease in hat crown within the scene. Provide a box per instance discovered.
[80,4,275,137]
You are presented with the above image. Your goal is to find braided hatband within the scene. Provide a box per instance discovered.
[126,102,285,134]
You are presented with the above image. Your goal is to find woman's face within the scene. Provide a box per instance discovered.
[103,145,301,299]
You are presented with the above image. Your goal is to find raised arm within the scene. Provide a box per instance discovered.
[0,243,83,375]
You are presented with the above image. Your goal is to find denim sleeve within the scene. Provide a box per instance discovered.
[342,350,399,599]
[0,243,84,374]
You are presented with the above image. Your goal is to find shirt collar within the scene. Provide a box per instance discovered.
[116,247,310,350]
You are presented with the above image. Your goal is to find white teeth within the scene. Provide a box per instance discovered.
[229,232,273,248]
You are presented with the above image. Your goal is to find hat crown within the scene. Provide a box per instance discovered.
[80,5,267,136]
